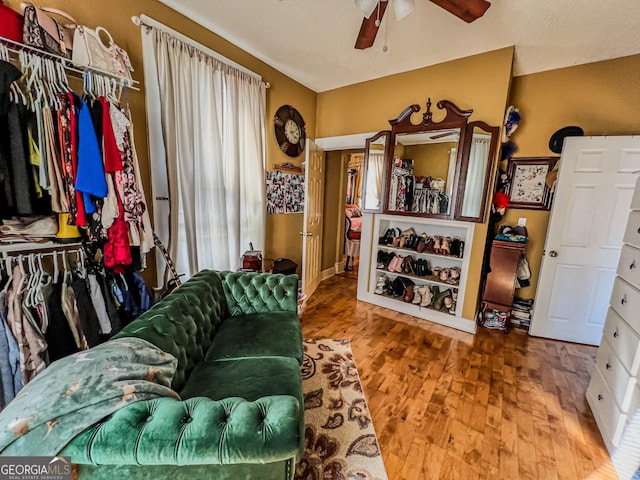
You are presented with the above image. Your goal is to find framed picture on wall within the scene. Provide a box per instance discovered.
[506,157,559,210]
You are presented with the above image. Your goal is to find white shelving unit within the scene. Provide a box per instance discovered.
[357,213,476,333]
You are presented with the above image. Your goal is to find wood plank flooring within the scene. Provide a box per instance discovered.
[301,272,618,479]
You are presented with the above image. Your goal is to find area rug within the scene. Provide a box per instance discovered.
[295,339,389,480]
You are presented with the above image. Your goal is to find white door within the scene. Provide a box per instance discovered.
[530,136,640,345]
[301,139,325,297]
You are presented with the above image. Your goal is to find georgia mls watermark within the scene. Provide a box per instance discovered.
[0,457,71,480]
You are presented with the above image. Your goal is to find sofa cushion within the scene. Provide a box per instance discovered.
[204,312,303,365]
[217,271,298,315]
[180,357,302,403]
[113,270,227,391]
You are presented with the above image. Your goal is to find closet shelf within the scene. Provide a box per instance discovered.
[377,244,464,262]
[0,34,140,91]
[376,268,459,289]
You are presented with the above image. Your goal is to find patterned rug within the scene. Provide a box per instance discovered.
[295,339,389,480]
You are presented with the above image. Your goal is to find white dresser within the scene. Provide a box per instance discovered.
[587,175,640,455]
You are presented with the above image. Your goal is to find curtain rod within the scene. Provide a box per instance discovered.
[131,15,270,88]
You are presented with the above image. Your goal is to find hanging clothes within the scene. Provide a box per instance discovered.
[43,278,79,362]
[70,275,101,348]
[43,105,67,213]
[0,61,37,217]
[0,290,22,406]
[74,94,107,215]
[5,266,47,384]
[57,94,80,224]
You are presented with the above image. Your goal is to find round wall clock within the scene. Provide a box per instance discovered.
[274,105,306,158]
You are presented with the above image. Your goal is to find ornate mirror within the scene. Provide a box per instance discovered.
[383,99,472,218]
[381,98,499,223]
[456,121,500,222]
[362,131,391,213]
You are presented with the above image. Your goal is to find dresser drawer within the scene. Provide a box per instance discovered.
[623,210,640,249]
[618,244,640,290]
[610,276,640,326]
[596,338,636,411]
[587,368,628,447]
[602,308,640,375]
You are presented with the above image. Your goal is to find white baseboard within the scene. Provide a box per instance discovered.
[321,267,336,280]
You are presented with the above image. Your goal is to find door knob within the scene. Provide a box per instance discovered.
[299,232,313,237]
[549,250,558,257]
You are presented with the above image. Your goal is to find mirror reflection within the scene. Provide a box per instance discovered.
[388,128,460,215]
[363,141,386,210]
[460,126,492,218]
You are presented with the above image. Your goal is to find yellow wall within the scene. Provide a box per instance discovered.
[504,54,640,300]
[317,47,515,320]
[322,150,346,271]
[404,142,454,179]
[5,0,317,275]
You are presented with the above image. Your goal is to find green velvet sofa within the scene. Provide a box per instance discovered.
[61,269,305,480]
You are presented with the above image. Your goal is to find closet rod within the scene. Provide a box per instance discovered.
[1,248,83,259]
[0,34,140,91]
[0,241,83,256]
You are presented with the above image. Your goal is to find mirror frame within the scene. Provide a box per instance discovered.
[361,130,392,213]
[455,120,501,223]
[383,99,472,219]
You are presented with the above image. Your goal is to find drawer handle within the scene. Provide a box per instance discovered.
[621,295,628,305]
[598,394,604,401]
[631,260,637,270]
[613,330,619,338]
[605,363,612,370]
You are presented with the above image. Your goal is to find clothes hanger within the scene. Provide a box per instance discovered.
[53,250,59,284]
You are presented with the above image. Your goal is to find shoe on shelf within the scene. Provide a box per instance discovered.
[403,255,416,275]
[448,267,461,284]
[401,227,417,237]
[441,237,451,256]
[375,275,387,294]
[439,268,449,282]
[433,236,441,255]
[420,286,434,307]
[412,286,423,304]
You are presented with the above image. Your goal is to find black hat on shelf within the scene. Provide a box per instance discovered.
[549,126,584,154]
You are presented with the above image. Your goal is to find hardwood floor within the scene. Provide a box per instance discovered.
[301,272,617,480]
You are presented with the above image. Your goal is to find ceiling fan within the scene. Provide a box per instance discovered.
[354,0,491,50]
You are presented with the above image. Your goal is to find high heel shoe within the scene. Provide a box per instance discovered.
[433,236,441,255]
[441,237,451,256]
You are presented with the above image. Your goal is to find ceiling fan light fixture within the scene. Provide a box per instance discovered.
[394,0,415,21]
[355,0,380,18]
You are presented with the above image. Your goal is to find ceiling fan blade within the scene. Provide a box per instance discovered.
[428,0,491,23]
[355,1,388,50]
[430,131,455,139]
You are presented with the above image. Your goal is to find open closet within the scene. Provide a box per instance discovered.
[0,26,156,407]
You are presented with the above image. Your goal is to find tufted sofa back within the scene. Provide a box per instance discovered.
[216,271,298,316]
[113,270,228,391]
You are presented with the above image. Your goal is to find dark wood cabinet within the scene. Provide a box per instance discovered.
[481,240,526,331]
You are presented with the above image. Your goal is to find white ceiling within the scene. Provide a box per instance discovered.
[158,0,640,93]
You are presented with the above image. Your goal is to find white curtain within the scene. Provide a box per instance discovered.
[363,151,384,210]
[461,136,491,217]
[149,29,266,279]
